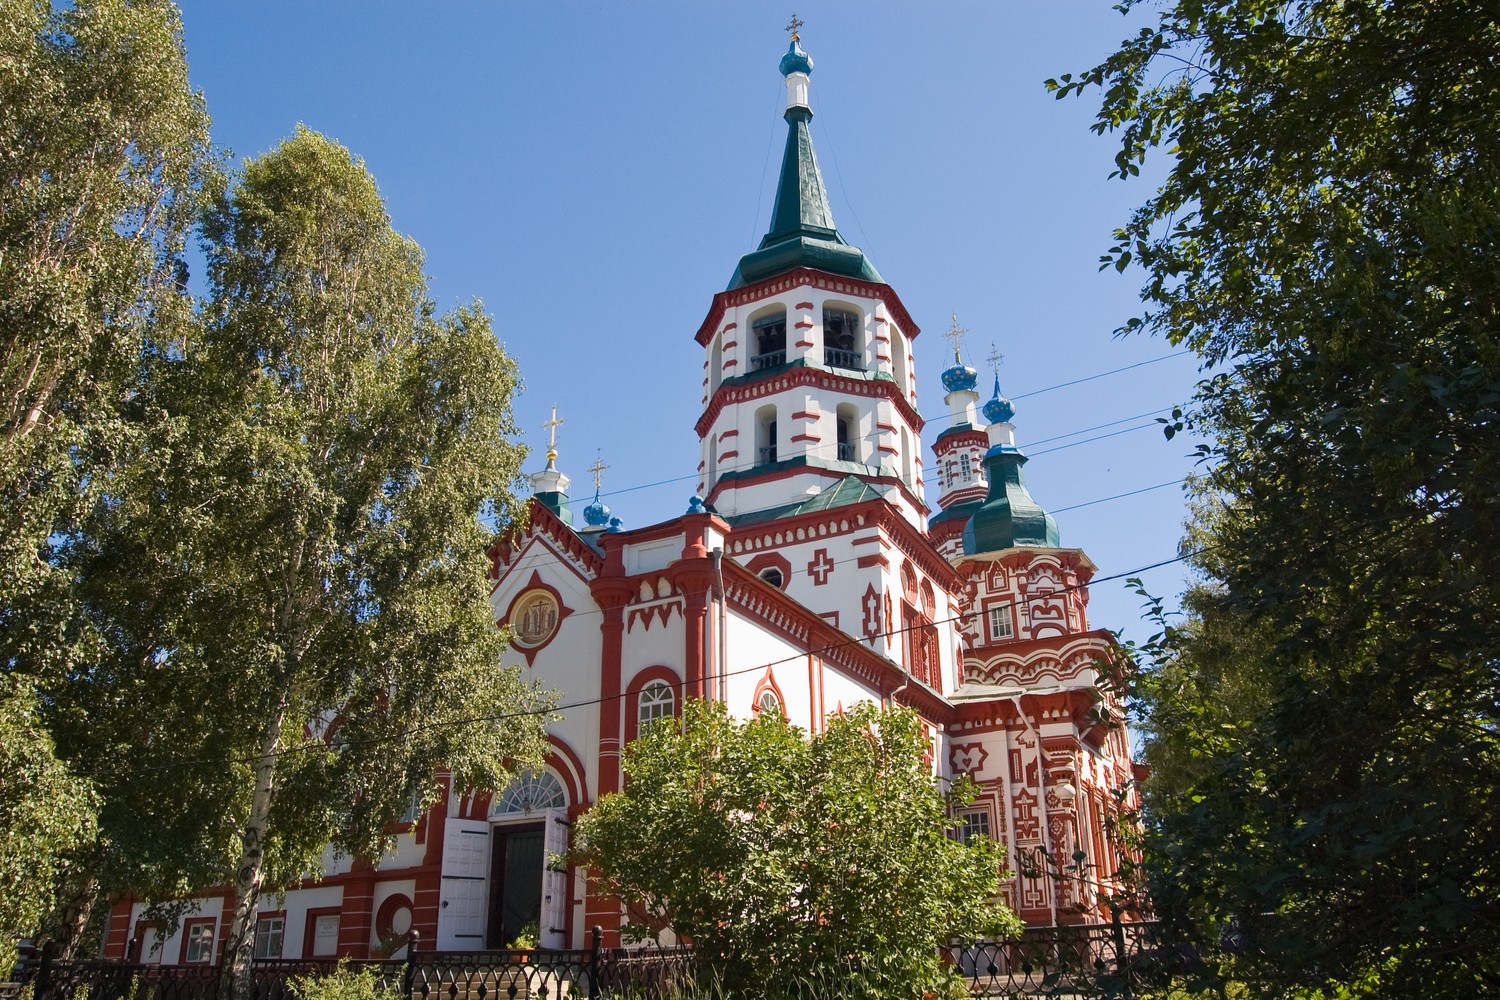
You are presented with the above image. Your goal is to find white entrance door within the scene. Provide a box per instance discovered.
[436,819,491,949]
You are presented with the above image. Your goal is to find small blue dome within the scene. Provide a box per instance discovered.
[583,497,611,527]
[941,363,979,394]
[983,376,1015,424]
[779,39,813,77]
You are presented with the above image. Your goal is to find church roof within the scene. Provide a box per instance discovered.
[725,474,889,529]
[961,448,1060,554]
[726,42,882,290]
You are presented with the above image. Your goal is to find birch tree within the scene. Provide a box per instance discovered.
[86,128,551,998]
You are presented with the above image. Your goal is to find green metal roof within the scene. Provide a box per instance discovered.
[728,106,882,290]
[724,474,890,529]
[962,448,1060,554]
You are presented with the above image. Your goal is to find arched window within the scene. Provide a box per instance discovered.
[890,327,910,396]
[492,771,566,817]
[757,689,783,718]
[823,305,863,370]
[836,403,858,463]
[751,309,787,371]
[756,404,778,465]
[638,680,675,731]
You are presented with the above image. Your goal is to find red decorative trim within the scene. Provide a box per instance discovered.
[752,668,788,719]
[719,449,739,461]
[501,570,575,667]
[705,460,927,518]
[722,339,737,351]
[722,321,737,331]
[877,445,899,455]
[790,410,819,420]
[744,551,793,588]
[178,917,217,965]
[545,738,589,809]
[694,267,921,347]
[723,358,739,369]
[857,554,890,569]
[697,366,923,438]
[301,907,342,960]
[875,421,898,432]
[719,428,739,439]
[871,316,888,325]
[623,665,684,746]
[795,320,814,329]
[374,894,414,947]
[794,301,814,310]
[795,339,814,348]
[489,498,604,582]
[790,433,820,443]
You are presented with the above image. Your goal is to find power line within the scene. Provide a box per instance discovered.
[129,541,1204,774]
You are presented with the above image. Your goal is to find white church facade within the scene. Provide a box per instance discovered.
[103,34,1142,964]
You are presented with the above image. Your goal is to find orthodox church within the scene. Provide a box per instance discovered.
[104,34,1141,964]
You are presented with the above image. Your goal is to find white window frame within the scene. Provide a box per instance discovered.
[988,605,1014,642]
[184,923,215,963]
[638,679,675,730]
[252,916,284,960]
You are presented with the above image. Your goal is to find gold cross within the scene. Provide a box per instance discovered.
[944,313,968,364]
[542,404,564,463]
[987,343,1005,379]
[785,13,804,41]
[588,454,609,491]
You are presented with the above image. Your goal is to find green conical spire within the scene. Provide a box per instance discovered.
[727,40,882,290]
[962,449,1060,554]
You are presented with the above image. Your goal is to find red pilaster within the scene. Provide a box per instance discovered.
[591,537,633,797]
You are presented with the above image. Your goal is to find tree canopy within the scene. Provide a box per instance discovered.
[1055,1,1500,995]
[1,2,551,975]
[573,701,1020,1000]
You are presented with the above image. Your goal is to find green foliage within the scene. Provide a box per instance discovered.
[574,701,1019,1000]
[289,962,399,1000]
[0,0,212,664]
[1061,2,1500,996]
[0,676,96,950]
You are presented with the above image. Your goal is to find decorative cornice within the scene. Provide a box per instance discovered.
[695,267,920,347]
[697,361,923,438]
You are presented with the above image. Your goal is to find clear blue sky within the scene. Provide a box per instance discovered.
[174,2,1206,645]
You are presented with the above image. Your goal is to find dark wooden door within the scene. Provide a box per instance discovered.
[486,822,544,948]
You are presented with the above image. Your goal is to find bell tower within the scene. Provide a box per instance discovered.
[694,32,928,532]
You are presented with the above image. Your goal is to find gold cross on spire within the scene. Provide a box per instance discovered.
[944,313,968,364]
[588,453,609,492]
[785,13,804,41]
[542,404,564,469]
[987,343,1005,380]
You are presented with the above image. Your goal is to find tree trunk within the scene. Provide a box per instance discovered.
[40,873,100,960]
[220,700,287,1000]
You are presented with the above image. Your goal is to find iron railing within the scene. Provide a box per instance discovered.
[750,351,785,371]
[12,923,1200,1000]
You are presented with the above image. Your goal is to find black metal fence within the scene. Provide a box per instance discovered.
[949,919,1202,997]
[10,922,1194,1000]
[9,931,693,1000]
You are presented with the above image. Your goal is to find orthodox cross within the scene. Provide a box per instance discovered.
[542,404,564,466]
[588,453,609,493]
[785,13,804,41]
[987,343,1005,379]
[944,314,968,364]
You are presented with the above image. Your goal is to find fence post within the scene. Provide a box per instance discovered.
[1111,903,1131,999]
[402,931,420,1000]
[35,941,56,1000]
[587,926,602,1000]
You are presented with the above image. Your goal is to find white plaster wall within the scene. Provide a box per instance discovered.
[277,885,345,960]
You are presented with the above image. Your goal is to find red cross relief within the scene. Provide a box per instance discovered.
[806,547,834,585]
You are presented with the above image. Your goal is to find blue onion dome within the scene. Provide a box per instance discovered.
[583,497,611,527]
[941,360,979,394]
[780,39,813,77]
[983,375,1016,424]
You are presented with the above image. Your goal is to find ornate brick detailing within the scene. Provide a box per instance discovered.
[806,548,835,585]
